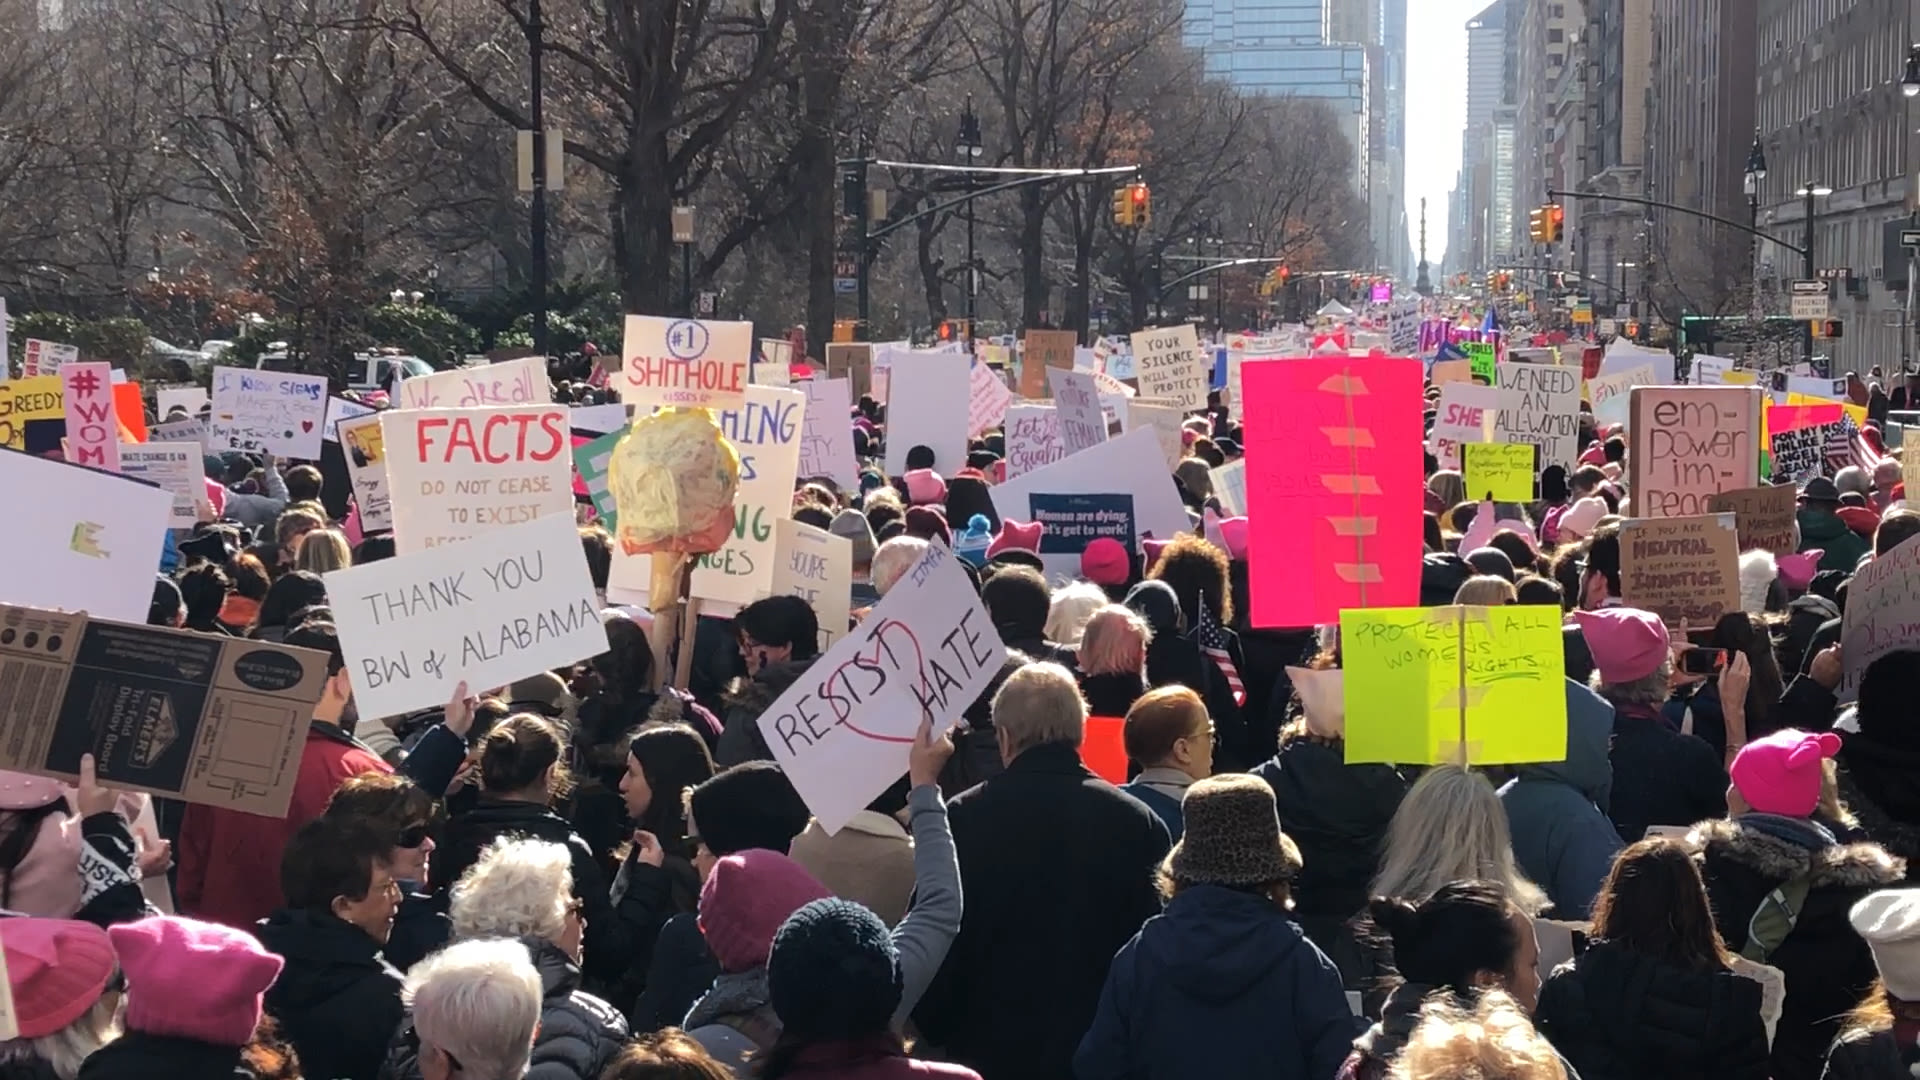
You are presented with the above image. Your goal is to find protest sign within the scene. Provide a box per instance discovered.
[1619,513,1741,625]
[1465,343,1495,383]
[1462,442,1534,502]
[1245,358,1424,629]
[1126,399,1185,469]
[868,349,895,406]
[1129,325,1207,408]
[617,315,749,411]
[756,339,794,386]
[147,418,210,459]
[755,541,1005,834]
[1494,363,1580,470]
[1028,493,1135,555]
[118,444,199,526]
[799,377,858,491]
[967,360,1013,437]
[1102,347,1136,381]
[1705,484,1798,556]
[1428,382,1497,470]
[1600,339,1676,386]
[990,429,1189,576]
[0,376,64,450]
[400,355,551,410]
[157,387,210,419]
[1768,421,1833,483]
[1047,368,1107,455]
[326,514,606,720]
[1340,605,1567,765]
[1625,386,1762,517]
[1005,404,1064,478]
[380,404,573,552]
[569,403,628,436]
[1021,329,1078,398]
[1211,459,1246,516]
[22,340,78,377]
[1692,356,1732,385]
[1389,303,1421,354]
[61,363,120,472]
[1429,359,1472,386]
[0,450,176,623]
[338,413,394,533]
[571,429,620,531]
[770,519,852,652]
[324,396,376,441]
[1838,532,1920,703]
[1587,363,1652,429]
[825,343,872,399]
[882,350,970,476]
[0,604,330,816]
[210,366,328,459]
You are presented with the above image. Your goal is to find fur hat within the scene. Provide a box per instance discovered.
[1166,775,1302,888]
[1738,549,1778,614]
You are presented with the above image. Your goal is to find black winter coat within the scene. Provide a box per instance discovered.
[1606,707,1727,842]
[1820,1026,1920,1080]
[1835,733,1920,882]
[914,742,1170,1080]
[77,1033,264,1080]
[598,849,701,1017]
[255,908,406,1080]
[1532,941,1771,1080]
[1693,816,1907,1080]
[630,912,722,1034]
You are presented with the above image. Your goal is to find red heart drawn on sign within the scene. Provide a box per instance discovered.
[301,420,314,433]
[829,618,924,745]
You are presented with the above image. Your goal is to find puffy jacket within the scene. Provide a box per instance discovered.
[1795,507,1869,574]
[256,908,406,1080]
[1499,680,1624,918]
[1820,1026,1920,1080]
[1533,941,1770,1080]
[1074,884,1357,1080]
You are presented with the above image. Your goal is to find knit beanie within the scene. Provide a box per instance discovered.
[829,508,878,567]
[1079,536,1130,586]
[0,918,115,1040]
[1166,775,1302,889]
[698,850,831,973]
[685,761,813,857]
[987,519,1044,560]
[109,916,284,1047]
[903,505,952,548]
[1849,889,1920,1001]
[954,514,993,567]
[903,469,946,506]
[767,898,902,1042]
[1729,728,1841,818]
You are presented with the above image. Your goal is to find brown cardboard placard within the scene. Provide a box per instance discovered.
[0,605,330,818]
[1705,484,1799,556]
[1618,513,1741,626]
[1628,386,1762,518]
[825,343,872,400]
[1021,330,1078,398]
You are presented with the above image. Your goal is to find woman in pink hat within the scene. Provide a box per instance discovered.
[0,756,164,925]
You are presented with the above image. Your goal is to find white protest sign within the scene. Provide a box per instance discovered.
[210,366,328,459]
[157,387,210,420]
[325,513,607,721]
[148,419,210,459]
[770,519,852,651]
[0,451,174,623]
[22,340,78,377]
[1005,403,1064,478]
[1588,363,1654,430]
[1429,382,1498,471]
[1211,459,1247,516]
[338,413,393,533]
[1600,339,1676,386]
[1692,356,1732,386]
[1126,399,1186,469]
[757,338,794,387]
[324,396,376,441]
[990,428,1191,578]
[1495,363,1581,471]
[799,377,858,491]
[618,315,751,411]
[1047,368,1107,456]
[569,403,629,435]
[400,355,551,410]
[1129,325,1206,408]
[1838,533,1920,703]
[882,350,972,476]
[379,404,573,553]
[118,444,199,526]
[756,541,1005,834]
[967,360,1013,437]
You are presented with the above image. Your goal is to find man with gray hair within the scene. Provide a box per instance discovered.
[400,938,543,1080]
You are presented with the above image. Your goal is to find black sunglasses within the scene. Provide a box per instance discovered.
[396,824,430,849]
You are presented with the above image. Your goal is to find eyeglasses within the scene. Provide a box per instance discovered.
[565,897,586,920]
[396,824,430,849]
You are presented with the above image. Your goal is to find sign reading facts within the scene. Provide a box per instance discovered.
[620,315,751,411]
[379,405,573,553]
[1627,387,1761,517]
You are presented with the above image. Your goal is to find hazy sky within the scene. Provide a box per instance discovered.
[1404,0,1479,266]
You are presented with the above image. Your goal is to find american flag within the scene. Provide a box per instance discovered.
[1824,415,1885,474]
[1193,600,1245,706]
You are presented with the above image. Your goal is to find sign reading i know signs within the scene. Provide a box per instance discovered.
[1627,386,1761,518]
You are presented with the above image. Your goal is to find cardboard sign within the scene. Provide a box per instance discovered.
[825,343,872,400]
[1587,363,1653,429]
[1838,532,1920,703]
[338,413,394,533]
[147,419,210,459]
[0,604,330,817]
[0,376,64,450]
[882,350,971,476]
[157,387,210,419]
[1211,459,1246,516]
[22,339,77,377]
[1047,368,1107,455]
[798,377,858,492]
[967,360,1013,437]
[399,355,551,411]
[0,450,173,622]
[1618,513,1741,625]
[380,405,573,552]
[1429,382,1498,471]
[756,339,794,387]
[1129,325,1207,409]
[1429,359,1473,386]
[324,396,377,441]
[1020,330,1078,398]
[60,363,120,472]
[1705,485,1798,556]
[1340,605,1567,765]
[1245,358,1425,628]
[325,514,606,720]
[211,366,328,459]
[1462,442,1534,502]
[118,444,199,526]
[1626,387,1761,517]
[1005,404,1064,478]
[1126,399,1185,469]
[770,519,853,651]
[1028,492,1135,555]
[990,428,1191,578]
[1495,363,1580,471]
[617,315,750,411]
[755,541,1006,834]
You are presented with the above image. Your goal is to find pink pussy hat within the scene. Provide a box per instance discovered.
[1567,607,1670,684]
[1730,728,1841,818]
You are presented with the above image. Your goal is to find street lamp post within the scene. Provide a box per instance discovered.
[527,0,548,356]
[1797,182,1834,364]
[1902,46,1920,371]
[1743,133,1767,322]
[1614,261,1636,312]
[956,98,983,344]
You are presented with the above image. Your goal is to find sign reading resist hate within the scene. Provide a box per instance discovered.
[325,514,607,720]
[380,405,573,553]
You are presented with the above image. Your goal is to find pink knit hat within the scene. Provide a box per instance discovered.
[1567,607,1670,684]
[987,519,1044,560]
[698,850,831,973]
[1141,536,1172,571]
[1080,537,1130,586]
[109,916,284,1047]
[1558,496,1608,541]
[1,918,115,1039]
[1730,728,1842,817]
[1777,551,1822,593]
[904,469,946,506]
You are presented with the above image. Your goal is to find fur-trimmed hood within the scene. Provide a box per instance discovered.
[1690,815,1907,888]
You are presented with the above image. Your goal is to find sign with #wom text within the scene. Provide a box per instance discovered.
[756,541,1006,834]
[324,514,608,721]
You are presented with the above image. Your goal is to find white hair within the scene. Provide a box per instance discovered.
[1045,581,1110,646]
[991,661,1087,756]
[404,939,543,1080]
[450,837,573,943]
[871,536,930,596]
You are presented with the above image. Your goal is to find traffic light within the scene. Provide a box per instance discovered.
[1129,182,1151,228]
[1529,207,1547,243]
[1544,203,1565,243]
[1112,186,1134,227]
[936,319,969,341]
[1815,319,1844,339]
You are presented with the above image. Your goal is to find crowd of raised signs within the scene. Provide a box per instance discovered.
[4,315,1920,1080]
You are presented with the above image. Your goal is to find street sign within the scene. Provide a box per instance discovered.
[1571,305,1593,325]
[671,206,695,244]
[1598,318,1617,336]
[1903,229,1920,248]
[1790,280,1830,320]
[834,278,857,294]
[696,291,717,316]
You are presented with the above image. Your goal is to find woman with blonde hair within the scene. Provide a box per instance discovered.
[1387,992,1565,1080]
[294,527,352,575]
[1453,576,1516,606]
[1372,766,1549,916]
